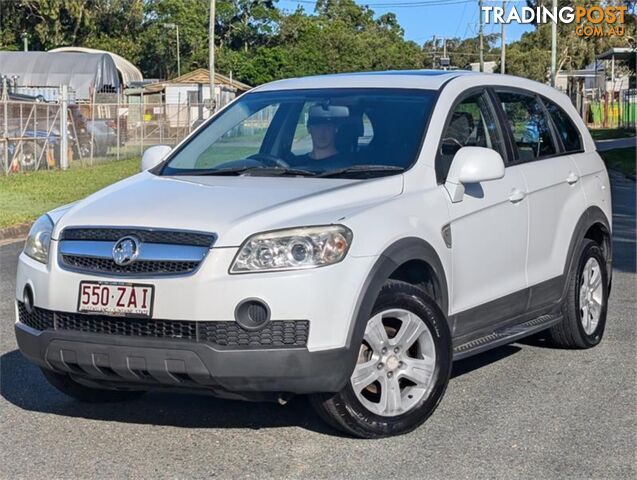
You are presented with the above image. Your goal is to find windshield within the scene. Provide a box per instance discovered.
[160,88,436,178]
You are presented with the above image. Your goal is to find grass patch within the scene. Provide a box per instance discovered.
[0,157,139,228]
[599,147,636,178]
[590,128,636,141]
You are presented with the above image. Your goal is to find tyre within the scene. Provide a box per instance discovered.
[41,368,146,403]
[549,239,609,348]
[311,280,452,438]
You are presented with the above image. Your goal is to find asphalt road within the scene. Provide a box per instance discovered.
[0,173,635,479]
[595,137,636,152]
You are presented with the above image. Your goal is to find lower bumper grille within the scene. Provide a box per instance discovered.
[17,302,309,349]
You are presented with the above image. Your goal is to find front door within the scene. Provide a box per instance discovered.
[436,89,529,338]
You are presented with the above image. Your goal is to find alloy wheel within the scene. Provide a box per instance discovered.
[579,257,604,335]
[350,308,437,417]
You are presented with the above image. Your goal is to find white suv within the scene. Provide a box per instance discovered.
[15,71,612,438]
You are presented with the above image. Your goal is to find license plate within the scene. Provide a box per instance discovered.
[78,281,154,317]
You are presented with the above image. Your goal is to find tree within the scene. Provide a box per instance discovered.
[503,0,637,81]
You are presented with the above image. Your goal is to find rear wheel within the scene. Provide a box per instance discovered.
[549,239,608,348]
[311,280,452,438]
[41,368,146,403]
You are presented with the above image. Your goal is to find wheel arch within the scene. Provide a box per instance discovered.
[563,206,612,295]
[341,238,449,377]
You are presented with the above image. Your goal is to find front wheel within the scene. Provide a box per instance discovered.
[311,280,452,438]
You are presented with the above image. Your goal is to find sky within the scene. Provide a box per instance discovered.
[277,0,535,46]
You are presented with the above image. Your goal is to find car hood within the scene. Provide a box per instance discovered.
[53,171,404,247]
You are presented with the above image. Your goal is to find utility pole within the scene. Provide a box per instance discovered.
[440,37,451,70]
[176,25,181,77]
[431,35,437,69]
[60,85,68,170]
[478,0,484,72]
[500,1,506,74]
[550,0,557,86]
[20,32,28,51]
[208,0,216,114]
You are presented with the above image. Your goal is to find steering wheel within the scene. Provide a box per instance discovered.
[247,153,290,169]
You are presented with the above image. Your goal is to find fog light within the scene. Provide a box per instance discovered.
[23,285,34,314]
[235,299,270,331]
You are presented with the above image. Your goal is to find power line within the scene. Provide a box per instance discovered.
[453,0,469,38]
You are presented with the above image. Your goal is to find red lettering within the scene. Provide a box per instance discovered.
[141,288,148,309]
[81,284,90,304]
[127,288,138,308]
[101,287,109,306]
[116,287,127,307]
[91,286,100,305]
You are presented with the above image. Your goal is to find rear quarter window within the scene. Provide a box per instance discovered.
[543,99,583,153]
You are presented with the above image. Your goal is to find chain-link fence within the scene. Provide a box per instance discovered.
[1,94,217,174]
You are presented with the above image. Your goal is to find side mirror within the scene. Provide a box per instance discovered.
[444,146,505,203]
[141,145,172,171]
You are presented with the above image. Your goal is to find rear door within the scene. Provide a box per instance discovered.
[493,89,586,310]
[437,89,529,337]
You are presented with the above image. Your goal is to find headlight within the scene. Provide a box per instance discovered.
[24,215,53,264]
[230,225,353,273]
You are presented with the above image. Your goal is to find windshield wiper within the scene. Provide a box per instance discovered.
[183,166,318,177]
[317,165,405,178]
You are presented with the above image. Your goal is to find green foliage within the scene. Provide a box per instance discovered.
[504,1,637,81]
[0,0,422,85]
[0,0,634,86]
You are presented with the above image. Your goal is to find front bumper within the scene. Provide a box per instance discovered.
[17,243,376,351]
[15,321,352,396]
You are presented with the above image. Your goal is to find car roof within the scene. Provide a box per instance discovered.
[253,70,476,92]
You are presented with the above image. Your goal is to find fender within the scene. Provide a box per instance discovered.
[337,238,449,385]
[561,206,612,299]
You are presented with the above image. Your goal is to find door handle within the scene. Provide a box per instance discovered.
[566,172,580,185]
[508,188,526,203]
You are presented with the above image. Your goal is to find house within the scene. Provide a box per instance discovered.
[126,68,251,129]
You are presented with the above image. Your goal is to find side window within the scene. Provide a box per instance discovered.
[436,91,505,183]
[543,99,583,153]
[496,90,557,162]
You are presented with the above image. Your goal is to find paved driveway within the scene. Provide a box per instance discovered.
[0,173,634,479]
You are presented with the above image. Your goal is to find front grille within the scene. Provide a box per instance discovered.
[61,228,216,247]
[17,302,309,349]
[61,255,199,275]
[18,302,54,331]
[58,227,215,277]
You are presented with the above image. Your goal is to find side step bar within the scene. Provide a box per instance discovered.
[452,314,562,361]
